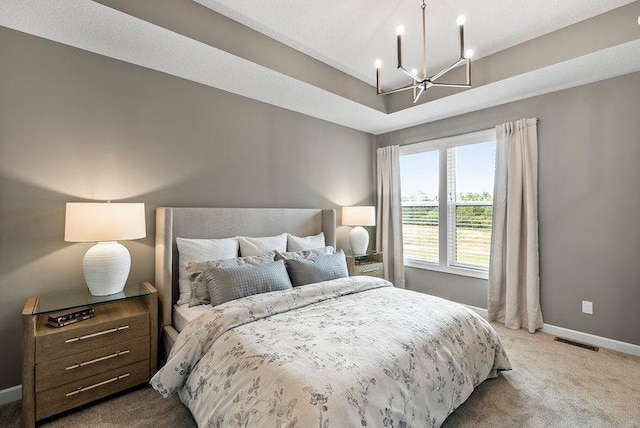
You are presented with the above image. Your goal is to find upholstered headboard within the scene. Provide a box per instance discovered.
[155,207,336,333]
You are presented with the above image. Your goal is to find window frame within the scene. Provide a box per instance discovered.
[400,128,496,280]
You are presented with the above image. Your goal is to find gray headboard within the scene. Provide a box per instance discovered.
[155,207,336,330]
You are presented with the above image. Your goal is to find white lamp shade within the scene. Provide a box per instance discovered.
[342,206,376,227]
[65,202,146,242]
[65,202,146,296]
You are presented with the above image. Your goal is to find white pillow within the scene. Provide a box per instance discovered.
[238,233,287,257]
[176,237,239,304]
[287,232,326,252]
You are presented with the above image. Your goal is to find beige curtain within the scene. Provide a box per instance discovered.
[488,118,543,333]
[376,146,405,288]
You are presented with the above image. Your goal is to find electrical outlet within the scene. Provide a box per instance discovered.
[582,300,593,315]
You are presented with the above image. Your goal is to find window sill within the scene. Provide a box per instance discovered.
[404,259,489,280]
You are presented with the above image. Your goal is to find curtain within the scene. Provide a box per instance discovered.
[376,146,405,288]
[488,118,543,333]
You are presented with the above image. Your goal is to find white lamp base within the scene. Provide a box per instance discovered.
[349,226,370,255]
[83,241,131,296]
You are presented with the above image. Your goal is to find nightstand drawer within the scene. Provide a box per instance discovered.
[352,262,383,278]
[36,299,149,363]
[35,360,149,421]
[35,336,150,392]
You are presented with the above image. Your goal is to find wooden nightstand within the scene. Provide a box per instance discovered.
[345,251,384,278]
[22,281,158,427]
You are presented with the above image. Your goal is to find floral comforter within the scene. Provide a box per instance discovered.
[150,277,511,427]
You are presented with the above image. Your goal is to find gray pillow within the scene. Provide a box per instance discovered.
[274,246,334,261]
[186,252,275,307]
[203,260,293,307]
[284,250,349,287]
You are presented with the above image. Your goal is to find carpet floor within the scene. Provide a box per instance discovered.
[2,323,639,427]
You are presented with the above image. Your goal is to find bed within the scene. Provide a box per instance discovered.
[151,207,511,427]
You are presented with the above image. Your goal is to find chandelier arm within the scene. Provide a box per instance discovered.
[429,58,465,82]
[413,85,425,104]
[430,82,472,88]
[379,83,421,95]
[421,0,427,79]
[459,20,465,59]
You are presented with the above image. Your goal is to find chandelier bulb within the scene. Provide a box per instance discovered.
[456,15,466,26]
[375,59,382,69]
[464,49,474,59]
[410,68,418,77]
[396,25,405,36]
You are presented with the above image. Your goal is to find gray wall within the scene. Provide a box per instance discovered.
[0,27,375,390]
[378,71,640,346]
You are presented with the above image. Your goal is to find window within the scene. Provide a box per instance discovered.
[400,129,496,278]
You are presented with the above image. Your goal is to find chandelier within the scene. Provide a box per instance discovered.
[375,0,474,103]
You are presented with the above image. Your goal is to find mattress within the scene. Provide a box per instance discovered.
[173,303,211,332]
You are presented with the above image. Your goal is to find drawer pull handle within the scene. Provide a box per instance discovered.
[361,267,381,273]
[66,350,131,370]
[65,373,130,397]
[65,325,130,343]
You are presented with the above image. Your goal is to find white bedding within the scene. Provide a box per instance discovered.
[173,303,211,332]
[153,277,511,427]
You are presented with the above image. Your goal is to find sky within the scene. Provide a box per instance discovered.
[400,141,496,200]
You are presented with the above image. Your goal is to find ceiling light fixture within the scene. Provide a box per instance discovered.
[375,0,473,103]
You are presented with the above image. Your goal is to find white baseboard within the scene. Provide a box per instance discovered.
[463,304,640,357]
[0,384,21,406]
[540,324,640,357]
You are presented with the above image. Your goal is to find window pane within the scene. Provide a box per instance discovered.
[400,151,439,263]
[453,141,495,268]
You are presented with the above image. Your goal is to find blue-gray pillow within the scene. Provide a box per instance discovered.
[284,250,349,287]
[186,252,275,307]
[203,260,293,307]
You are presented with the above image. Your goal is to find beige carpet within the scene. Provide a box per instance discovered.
[2,324,639,427]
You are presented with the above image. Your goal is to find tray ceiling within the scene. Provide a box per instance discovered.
[1,0,639,134]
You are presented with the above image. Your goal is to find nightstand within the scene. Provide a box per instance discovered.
[22,281,158,427]
[345,251,384,278]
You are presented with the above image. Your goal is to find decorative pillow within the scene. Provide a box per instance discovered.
[176,237,239,304]
[238,233,287,257]
[204,260,293,307]
[287,232,326,252]
[284,250,349,287]
[274,246,334,261]
[186,253,275,307]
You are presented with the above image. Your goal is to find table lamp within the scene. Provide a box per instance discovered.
[342,206,375,255]
[65,202,146,296]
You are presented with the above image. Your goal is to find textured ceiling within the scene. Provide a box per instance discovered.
[195,0,636,88]
[1,1,639,134]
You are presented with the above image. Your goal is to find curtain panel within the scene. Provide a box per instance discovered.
[488,118,544,333]
[376,146,405,288]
